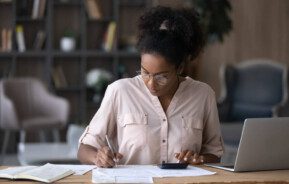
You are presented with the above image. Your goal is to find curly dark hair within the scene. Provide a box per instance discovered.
[137,6,205,68]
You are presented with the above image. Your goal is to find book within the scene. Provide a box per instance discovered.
[38,0,46,18]
[103,21,116,51]
[1,28,7,51]
[0,163,74,183]
[52,65,68,88]
[33,30,46,50]
[31,0,40,19]
[6,29,12,51]
[15,25,26,52]
[31,0,46,19]
[85,0,102,19]
[1,28,12,52]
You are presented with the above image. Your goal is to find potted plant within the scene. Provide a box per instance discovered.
[191,0,233,43]
[86,68,113,103]
[181,0,233,78]
[60,29,77,52]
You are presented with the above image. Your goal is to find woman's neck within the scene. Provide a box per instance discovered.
[159,76,181,102]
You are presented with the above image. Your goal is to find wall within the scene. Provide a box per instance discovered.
[199,0,289,97]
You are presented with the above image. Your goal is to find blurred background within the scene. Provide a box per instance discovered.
[0,0,288,166]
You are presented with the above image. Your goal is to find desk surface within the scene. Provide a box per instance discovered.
[1,166,289,183]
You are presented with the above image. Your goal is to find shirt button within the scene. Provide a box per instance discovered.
[162,140,166,143]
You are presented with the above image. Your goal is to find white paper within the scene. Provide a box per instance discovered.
[92,165,215,183]
[152,166,216,177]
[56,164,97,175]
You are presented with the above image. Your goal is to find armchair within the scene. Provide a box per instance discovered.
[218,59,288,122]
[0,77,69,163]
[217,59,288,162]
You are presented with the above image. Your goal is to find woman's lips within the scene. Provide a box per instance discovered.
[149,89,158,94]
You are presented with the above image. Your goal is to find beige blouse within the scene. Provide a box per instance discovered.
[79,76,224,164]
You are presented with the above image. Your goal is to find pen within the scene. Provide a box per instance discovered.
[105,135,118,167]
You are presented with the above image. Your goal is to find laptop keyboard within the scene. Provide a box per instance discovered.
[223,165,234,169]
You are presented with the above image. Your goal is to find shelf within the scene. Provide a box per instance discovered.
[0,0,149,123]
[86,17,113,23]
[119,0,146,7]
[15,51,46,57]
[53,0,81,6]
[16,17,46,22]
[0,52,13,57]
[52,51,83,57]
[117,50,139,58]
[85,50,116,57]
[85,50,140,58]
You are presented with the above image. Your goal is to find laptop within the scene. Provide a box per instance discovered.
[206,117,289,172]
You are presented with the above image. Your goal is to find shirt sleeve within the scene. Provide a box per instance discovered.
[79,84,117,149]
[201,89,225,158]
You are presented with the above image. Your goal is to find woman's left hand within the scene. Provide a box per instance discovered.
[174,150,220,165]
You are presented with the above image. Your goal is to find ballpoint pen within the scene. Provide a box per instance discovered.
[105,135,118,167]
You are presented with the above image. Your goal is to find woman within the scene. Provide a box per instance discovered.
[78,6,224,168]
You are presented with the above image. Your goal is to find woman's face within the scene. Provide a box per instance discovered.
[140,53,179,97]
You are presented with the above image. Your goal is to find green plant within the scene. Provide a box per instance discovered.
[86,69,113,94]
[192,0,233,43]
[63,29,76,38]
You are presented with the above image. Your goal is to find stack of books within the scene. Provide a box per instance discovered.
[0,28,12,52]
[31,0,46,19]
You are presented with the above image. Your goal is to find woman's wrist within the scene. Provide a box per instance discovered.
[78,144,98,165]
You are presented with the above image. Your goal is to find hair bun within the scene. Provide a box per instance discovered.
[137,6,205,67]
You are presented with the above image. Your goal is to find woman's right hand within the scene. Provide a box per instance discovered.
[77,144,123,168]
[93,146,123,168]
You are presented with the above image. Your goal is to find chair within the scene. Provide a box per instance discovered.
[0,77,69,163]
[217,59,289,162]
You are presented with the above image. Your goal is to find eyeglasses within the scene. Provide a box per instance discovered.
[136,70,169,86]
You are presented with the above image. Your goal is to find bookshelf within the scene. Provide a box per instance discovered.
[0,0,152,124]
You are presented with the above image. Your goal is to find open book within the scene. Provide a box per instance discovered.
[0,163,74,183]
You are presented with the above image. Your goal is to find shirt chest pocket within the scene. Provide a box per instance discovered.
[119,113,148,151]
[181,116,203,152]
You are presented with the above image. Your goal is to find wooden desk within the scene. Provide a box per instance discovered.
[1,166,289,183]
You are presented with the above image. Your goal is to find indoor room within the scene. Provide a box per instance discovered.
[0,0,289,183]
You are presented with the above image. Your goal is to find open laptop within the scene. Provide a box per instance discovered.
[206,117,289,172]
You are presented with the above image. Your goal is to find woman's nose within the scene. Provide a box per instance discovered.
[147,76,157,88]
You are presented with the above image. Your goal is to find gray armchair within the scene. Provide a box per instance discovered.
[0,77,69,163]
[218,59,288,122]
[217,59,289,162]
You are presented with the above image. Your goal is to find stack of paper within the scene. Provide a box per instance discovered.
[92,165,216,183]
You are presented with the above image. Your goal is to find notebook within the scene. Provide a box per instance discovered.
[0,163,74,183]
[206,117,289,172]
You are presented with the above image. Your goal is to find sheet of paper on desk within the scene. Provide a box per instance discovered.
[92,165,216,183]
[154,165,216,177]
[56,165,97,175]
[93,165,155,183]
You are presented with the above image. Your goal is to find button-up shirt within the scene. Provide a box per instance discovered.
[79,76,224,164]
